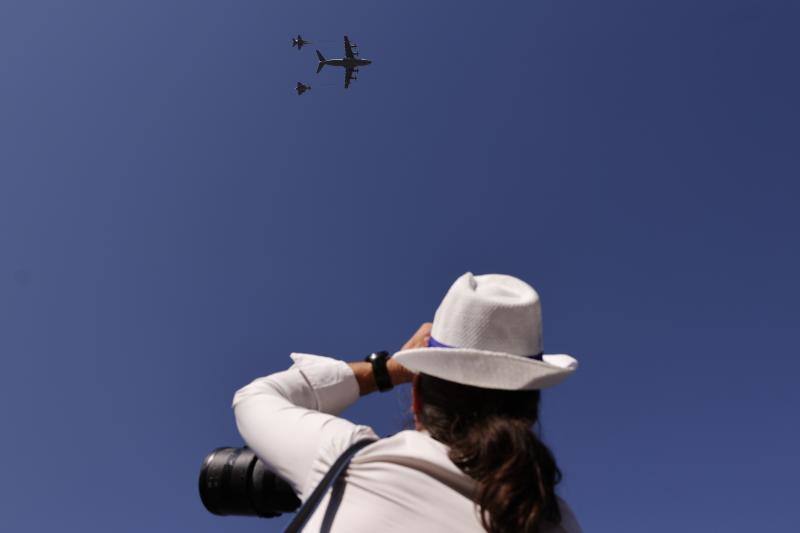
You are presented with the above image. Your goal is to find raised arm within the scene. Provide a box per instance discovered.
[232,353,377,498]
[231,324,428,498]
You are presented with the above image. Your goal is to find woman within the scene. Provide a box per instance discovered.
[233,273,581,532]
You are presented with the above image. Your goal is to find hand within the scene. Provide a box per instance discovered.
[388,322,432,385]
[401,322,432,350]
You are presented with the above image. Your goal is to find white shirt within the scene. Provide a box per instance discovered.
[232,353,583,533]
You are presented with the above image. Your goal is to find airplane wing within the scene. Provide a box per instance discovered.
[344,67,354,89]
[344,35,356,59]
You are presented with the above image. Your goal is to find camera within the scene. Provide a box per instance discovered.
[198,447,301,518]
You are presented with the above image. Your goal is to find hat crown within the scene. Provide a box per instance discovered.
[431,273,543,356]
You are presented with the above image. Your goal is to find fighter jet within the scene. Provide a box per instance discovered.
[295,82,311,95]
[315,36,372,89]
[292,35,309,50]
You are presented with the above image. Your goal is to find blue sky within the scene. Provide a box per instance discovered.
[1,1,799,531]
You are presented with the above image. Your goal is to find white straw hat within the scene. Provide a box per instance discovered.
[393,273,578,390]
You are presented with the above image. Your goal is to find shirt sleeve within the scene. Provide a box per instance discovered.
[232,353,378,498]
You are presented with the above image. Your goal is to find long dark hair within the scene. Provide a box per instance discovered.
[416,373,562,533]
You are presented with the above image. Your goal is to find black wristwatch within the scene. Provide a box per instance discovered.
[364,351,393,392]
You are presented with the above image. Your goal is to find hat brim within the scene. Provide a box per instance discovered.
[392,347,578,390]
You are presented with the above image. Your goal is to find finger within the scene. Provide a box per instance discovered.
[414,322,433,339]
[401,322,433,351]
[411,324,432,348]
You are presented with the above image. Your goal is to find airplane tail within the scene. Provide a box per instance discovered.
[315,50,326,73]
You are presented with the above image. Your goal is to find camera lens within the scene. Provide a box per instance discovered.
[199,447,301,518]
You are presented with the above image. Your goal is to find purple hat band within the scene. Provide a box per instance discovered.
[427,336,543,361]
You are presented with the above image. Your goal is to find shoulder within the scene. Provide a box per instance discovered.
[318,423,379,466]
[352,430,478,497]
[300,422,377,500]
[357,434,583,533]
[356,429,449,460]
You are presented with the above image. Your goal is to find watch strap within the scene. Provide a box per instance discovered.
[365,351,393,392]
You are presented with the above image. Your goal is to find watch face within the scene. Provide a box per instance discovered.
[365,351,389,362]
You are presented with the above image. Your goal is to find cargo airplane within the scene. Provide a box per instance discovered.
[315,36,371,89]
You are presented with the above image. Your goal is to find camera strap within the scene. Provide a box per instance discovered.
[284,438,378,533]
